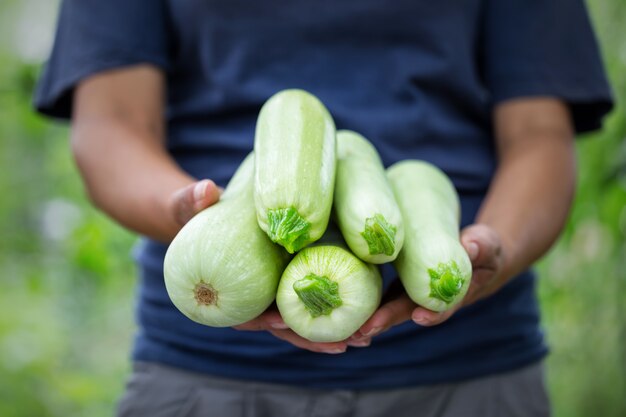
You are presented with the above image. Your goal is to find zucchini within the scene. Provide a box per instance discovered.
[387,160,472,312]
[164,154,290,327]
[333,130,404,263]
[254,89,336,253]
[276,227,382,342]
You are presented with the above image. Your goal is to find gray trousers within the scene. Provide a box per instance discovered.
[116,361,550,417]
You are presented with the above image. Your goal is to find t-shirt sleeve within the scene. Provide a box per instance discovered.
[482,0,613,133]
[33,0,170,119]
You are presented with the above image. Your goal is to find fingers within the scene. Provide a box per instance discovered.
[233,309,346,354]
[462,268,503,306]
[460,224,502,269]
[236,320,347,354]
[171,179,221,226]
[460,224,507,306]
[268,329,347,354]
[192,179,221,211]
[345,337,371,348]
[351,292,416,342]
[411,305,457,327]
[460,224,503,290]
[233,308,288,331]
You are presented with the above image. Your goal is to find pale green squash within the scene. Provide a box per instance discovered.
[387,160,472,312]
[254,89,336,253]
[276,228,382,342]
[334,130,404,263]
[164,154,291,327]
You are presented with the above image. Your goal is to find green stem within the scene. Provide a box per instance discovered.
[267,207,311,253]
[293,274,342,318]
[361,214,397,256]
[428,261,465,304]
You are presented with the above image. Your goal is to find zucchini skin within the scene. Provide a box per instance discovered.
[387,160,472,312]
[276,242,382,343]
[164,154,291,327]
[333,130,404,263]
[254,89,337,253]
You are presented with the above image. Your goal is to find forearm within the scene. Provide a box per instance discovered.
[477,98,576,280]
[71,121,195,242]
[71,65,202,243]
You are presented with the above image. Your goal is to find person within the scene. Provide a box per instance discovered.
[35,0,613,416]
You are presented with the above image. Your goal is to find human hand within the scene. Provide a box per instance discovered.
[460,224,507,304]
[348,223,506,346]
[233,305,348,354]
[168,179,222,227]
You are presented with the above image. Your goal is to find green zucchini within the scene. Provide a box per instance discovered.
[164,154,290,327]
[333,130,404,263]
[254,89,336,253]
[276,228,382,342]
[387,160,472,312]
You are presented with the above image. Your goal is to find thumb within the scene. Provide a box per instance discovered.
[460,224,502,268]
[171,179,221,226]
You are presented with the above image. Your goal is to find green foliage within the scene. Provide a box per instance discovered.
[0,6,137,413]
[0,0,624,416]
[536,2,626,416]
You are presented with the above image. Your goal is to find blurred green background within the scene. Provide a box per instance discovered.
[0,1,624,416]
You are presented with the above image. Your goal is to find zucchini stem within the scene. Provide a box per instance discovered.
[427,261,465,304]
[293,274,342,318]
[361,214,397,256]
[267,207,311,253]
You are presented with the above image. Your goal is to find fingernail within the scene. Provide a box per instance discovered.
[347,339,371,348]
[413,313,429,325]
[193,180,208,201]
[363,327,382,337]
[323,348,346,354]
[467,242,479,261]
[269,322,289,330]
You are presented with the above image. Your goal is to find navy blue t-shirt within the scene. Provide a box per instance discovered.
[35,0,612,389]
